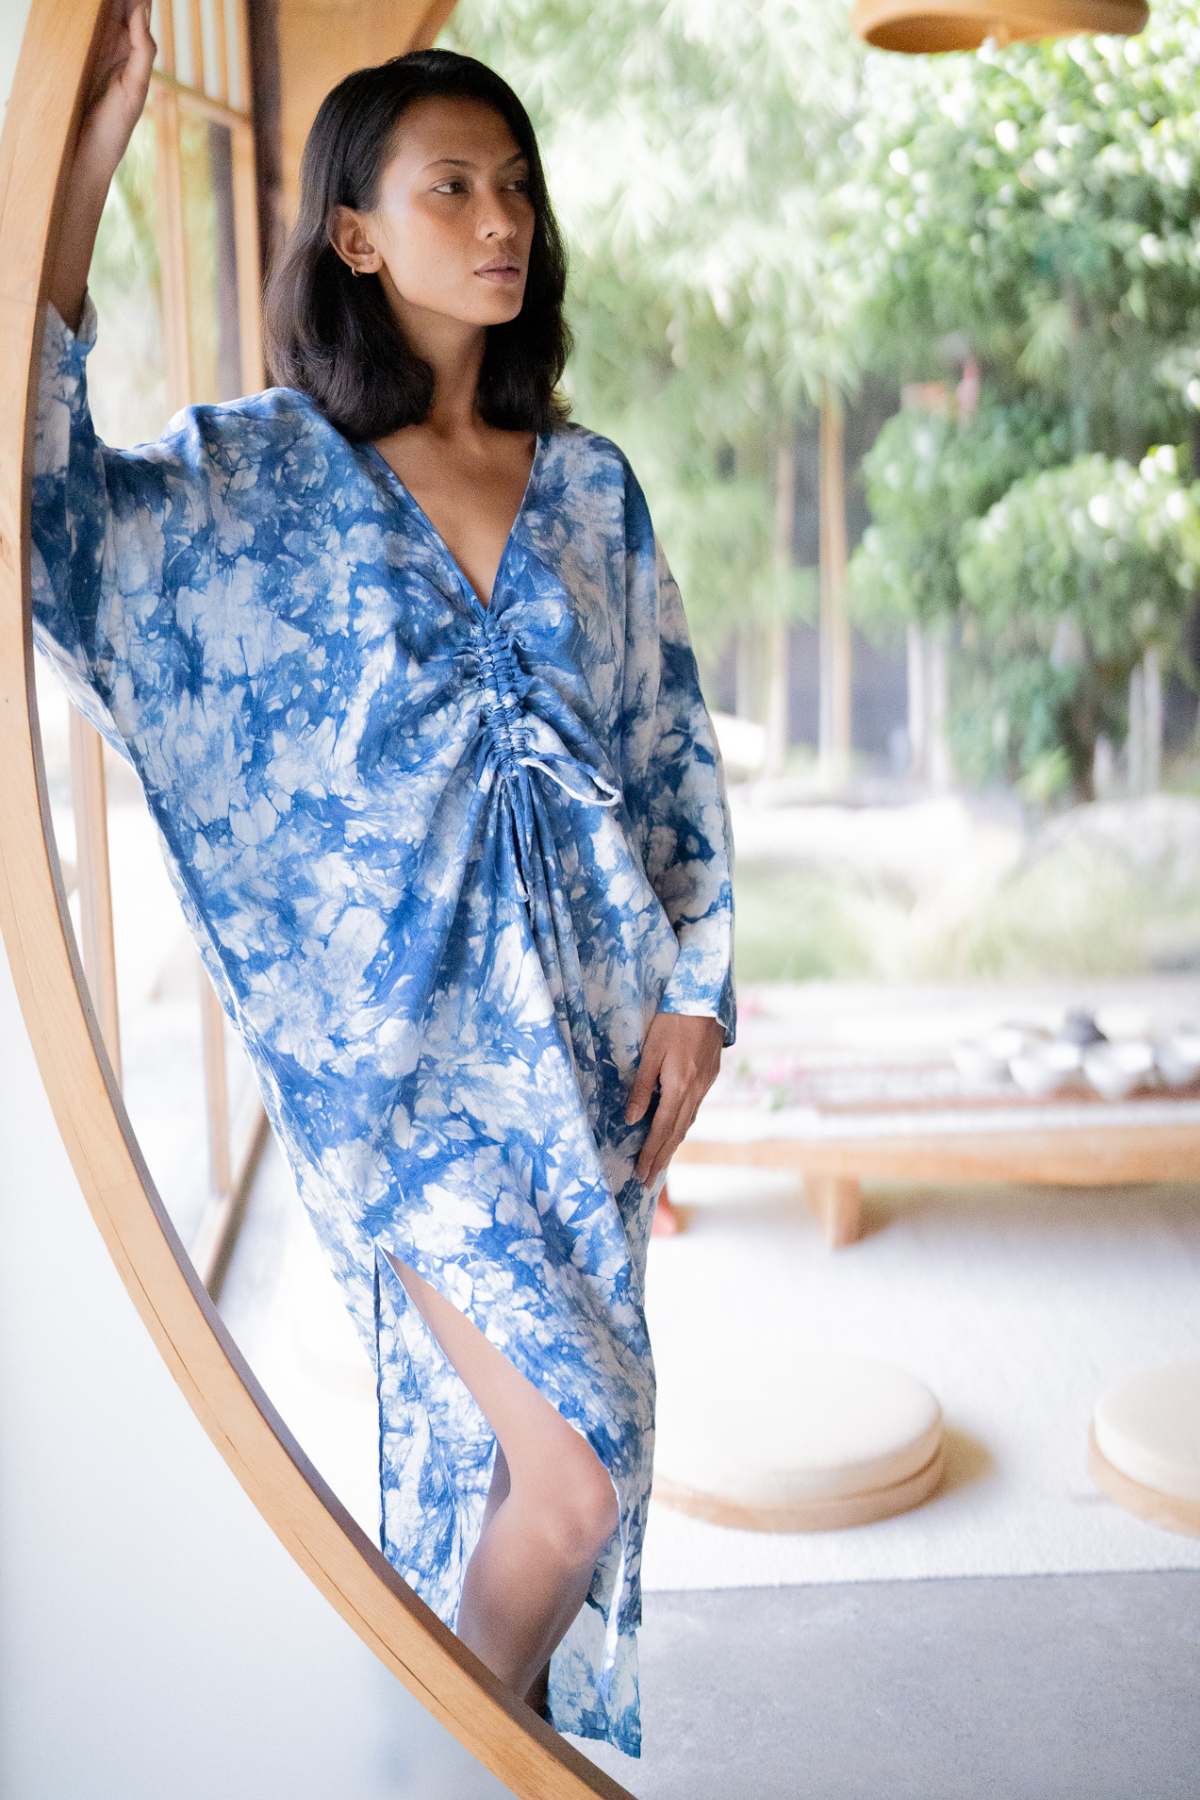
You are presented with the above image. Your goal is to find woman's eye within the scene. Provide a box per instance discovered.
[433,178,531,194]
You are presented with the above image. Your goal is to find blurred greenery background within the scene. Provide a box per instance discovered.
[92,0,1200,988]
[441,0,1200,986]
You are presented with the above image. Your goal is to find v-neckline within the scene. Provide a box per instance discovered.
[361,429,547,616]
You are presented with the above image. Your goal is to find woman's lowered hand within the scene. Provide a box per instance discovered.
[625,1011,724,1186]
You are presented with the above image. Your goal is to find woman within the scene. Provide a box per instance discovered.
[33,0,736,1758]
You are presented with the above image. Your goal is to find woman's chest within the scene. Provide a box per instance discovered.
[366,427,540,614]
[177,502,625,780]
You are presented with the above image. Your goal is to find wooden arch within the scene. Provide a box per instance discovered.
[0,6,633,1795]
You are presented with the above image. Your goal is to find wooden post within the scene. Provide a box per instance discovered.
[764,423,795,776]
[818,374,851,787]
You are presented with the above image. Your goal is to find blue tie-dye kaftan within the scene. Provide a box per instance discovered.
[29,288,736,1759]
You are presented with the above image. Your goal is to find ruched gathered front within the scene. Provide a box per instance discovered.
[468,605,623,901]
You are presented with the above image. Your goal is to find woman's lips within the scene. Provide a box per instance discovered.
[475,266,521,283]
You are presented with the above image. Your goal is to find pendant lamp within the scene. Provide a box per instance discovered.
[852,0,1149,53]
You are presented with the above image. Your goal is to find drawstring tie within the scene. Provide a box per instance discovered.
[474,617,622,900]
[517,750,621,808]
[498,744,621,902]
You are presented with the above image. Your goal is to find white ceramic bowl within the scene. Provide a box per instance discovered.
[1009,1040,1082,1096]
[1082,1038,1156,1101]
[982,1021,1052,1063]
[1154,1029,1200,1088]
[952,1038,1009,1082]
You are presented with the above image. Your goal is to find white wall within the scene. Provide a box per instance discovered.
[0,9,505,1793]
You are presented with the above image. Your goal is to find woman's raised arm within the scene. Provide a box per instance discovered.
[47,0,155,332]
[30,0,216,765]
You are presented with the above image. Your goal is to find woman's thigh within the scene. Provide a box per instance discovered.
[384,1250,617,1551]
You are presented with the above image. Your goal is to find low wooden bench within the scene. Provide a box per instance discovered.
[671,996,1200,1247]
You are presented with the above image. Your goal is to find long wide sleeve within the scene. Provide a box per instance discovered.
[28,288,208,768]
[618,459,737,1048]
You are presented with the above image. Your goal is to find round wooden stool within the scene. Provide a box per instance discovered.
[1088,1359,1200,1537]
[652,1351,945,1530]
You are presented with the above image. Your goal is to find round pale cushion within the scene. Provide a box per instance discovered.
[654,1350,943,1516]
[1093,1359,1200,1503]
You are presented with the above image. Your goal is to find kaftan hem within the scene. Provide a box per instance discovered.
[371,1231,648,1758]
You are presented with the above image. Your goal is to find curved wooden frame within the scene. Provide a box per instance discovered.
[0,7,634,1794]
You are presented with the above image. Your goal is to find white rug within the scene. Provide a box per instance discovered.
[643,1159,1200,1590]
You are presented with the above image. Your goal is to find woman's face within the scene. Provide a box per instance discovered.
[334,93,537,331]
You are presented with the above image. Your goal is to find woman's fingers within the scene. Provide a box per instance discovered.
[627,1011,723,1183]
[633,1084,678,1184]
[634,1082,700,1185]
[624,1042,662,1124]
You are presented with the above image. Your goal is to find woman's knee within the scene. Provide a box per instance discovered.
[516,1459,619,1568]
[384,1249,618,1559]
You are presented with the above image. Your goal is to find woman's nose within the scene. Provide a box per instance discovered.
[478,194,524,233]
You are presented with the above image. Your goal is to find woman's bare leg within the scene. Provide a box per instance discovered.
[482,1448,550,1712]
[477,1446,548,1709]
[481,1439,510,1529]
[385,1251,618,1707]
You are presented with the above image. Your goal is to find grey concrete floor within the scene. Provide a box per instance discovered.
[581,1570,1200,1799]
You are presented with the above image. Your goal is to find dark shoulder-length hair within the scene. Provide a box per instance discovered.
[261,47,574,442]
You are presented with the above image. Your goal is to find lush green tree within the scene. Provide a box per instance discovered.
[953,443,1200,798]
[847,393,1072,637]
[844,1,1200,457]
[839,1,1200,793]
